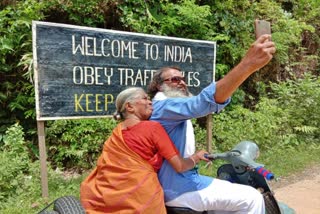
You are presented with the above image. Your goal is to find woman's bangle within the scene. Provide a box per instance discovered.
[190,156,196,167]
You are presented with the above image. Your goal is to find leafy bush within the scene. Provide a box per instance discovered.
[202,73,320,153]
[209,99,284,152]
[270,73,320,144]
[43,0,105,27]
[0,123,31,201]
[46,118,117,170]
[0,0,45,141]
[0,123,84,212]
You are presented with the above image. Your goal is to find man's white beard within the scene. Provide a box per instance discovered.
[162,84,193,98]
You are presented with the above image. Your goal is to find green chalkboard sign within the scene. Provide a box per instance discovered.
[32,21,216,120]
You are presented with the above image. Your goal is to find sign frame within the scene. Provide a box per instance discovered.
[32,21,216,121]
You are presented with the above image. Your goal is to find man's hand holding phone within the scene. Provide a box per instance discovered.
[237,20,276,72]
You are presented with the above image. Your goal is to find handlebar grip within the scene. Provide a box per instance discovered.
[204,154,215,160]
[255,166,274,180]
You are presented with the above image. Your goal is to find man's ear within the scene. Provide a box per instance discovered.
[157,84,162,91]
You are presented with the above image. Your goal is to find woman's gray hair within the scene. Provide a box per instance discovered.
[113,87,145,121]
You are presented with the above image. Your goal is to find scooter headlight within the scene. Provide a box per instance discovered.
[233,140,260,161]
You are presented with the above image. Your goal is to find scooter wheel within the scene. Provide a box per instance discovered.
[263,192,281,214]
[53,196,86,214]
[38,211,59,214]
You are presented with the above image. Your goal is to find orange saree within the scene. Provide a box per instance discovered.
[80,123,166,214]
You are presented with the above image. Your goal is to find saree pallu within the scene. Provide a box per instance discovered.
[80,123,166,214]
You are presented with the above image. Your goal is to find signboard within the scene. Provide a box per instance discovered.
[32,21,216,120]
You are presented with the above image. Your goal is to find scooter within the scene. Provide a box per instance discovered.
[166,140,295,214]
[39,141,295,214]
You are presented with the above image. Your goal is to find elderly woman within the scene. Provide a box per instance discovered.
[80,87,208,214]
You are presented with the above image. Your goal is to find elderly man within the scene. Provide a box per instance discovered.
[148,35,275,213]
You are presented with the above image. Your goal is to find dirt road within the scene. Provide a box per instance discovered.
[270,165,320,214]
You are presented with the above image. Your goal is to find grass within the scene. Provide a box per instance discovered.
[0,145,319,213]
[261,144,320,177]
[0,171,86,214]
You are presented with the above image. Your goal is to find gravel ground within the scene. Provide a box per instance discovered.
[269,164,320,214]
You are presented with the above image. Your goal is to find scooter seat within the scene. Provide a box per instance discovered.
[166,206,208,214]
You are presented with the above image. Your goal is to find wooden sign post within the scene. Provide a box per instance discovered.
[32,21,216,197]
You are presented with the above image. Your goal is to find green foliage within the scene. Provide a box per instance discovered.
[0,0,45,140]
[118,0,317,81]
[211,0,255,68]
[118,0,159,33]
[193,118,209,150]
[0,161,83,213]
[0,123,30,201]
[0,168,84,214]
[210,99,284,152]
[46,118,117,169]
[1,0,320,148]
[270,73,320,143]
[204,73,320,153]
[119,0,214,39]
[0,123,84,213]
[155,0,213,39]
[292,0,320,27]
[0,122,82,213]
[43,0,105,27]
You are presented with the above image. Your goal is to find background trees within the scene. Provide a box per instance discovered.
[0,0,319,174]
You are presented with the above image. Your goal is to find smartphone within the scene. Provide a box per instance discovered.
[254,20,271,39]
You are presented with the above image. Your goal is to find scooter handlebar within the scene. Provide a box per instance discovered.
[255,166,274,180]
[204,154,275,180]
[204,153,228,160]
[204,151,247,162]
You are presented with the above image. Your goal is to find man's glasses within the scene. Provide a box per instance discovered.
[162,76,185,84]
